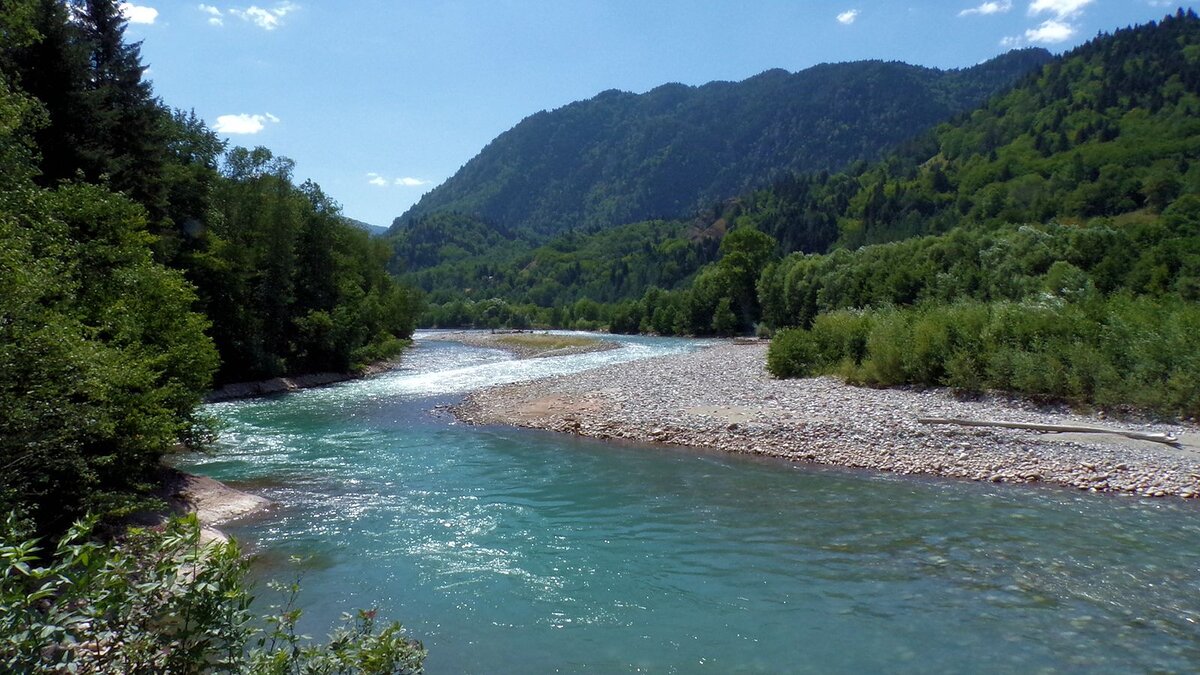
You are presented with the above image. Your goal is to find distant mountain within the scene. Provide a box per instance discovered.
[341,216,388,237]
[393,48,1052,236]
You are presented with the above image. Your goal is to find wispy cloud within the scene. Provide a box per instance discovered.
[201,2,297,29]
[959,1,1012,17]
[198,3,223,26]
[836,9,860,25]
[229,2,298,30]
[120,2,158,24]
[1028,0,1094,19]
[214,113,280,134]
[366,173,430,188]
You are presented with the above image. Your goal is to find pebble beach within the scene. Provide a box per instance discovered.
[456,340,1200,498]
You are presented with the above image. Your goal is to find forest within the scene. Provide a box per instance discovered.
[0,1,423,670]
[407,11,1200,417]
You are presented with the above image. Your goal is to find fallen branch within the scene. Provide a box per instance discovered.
[917,417,1182,448]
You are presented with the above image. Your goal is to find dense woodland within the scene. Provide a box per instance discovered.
[407,12,1200,417]
[1,1,423,669]
[0,0,421,536]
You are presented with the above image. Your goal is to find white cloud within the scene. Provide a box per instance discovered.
[120,3,158,24]
[1023,18,1076,42]
[836,9,859,24]
[213,113,279,134]
[229,2,298,30]
[1028,0,1093,19]
[959,1,1012,17]
[366,174,430,188]
[199,4,223,25]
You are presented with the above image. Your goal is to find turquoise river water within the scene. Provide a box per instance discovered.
[178,333,1200,674]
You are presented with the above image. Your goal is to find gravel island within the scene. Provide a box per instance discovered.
[456,341,1200,498]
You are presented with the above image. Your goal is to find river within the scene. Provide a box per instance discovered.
[178,333,1200,673]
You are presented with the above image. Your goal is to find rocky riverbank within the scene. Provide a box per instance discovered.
[130,468,272,544]
[456,341,1200,498]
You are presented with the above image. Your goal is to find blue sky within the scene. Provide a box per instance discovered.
[122,1,1191,226]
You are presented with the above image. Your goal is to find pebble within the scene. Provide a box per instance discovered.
[454,341,1200,499]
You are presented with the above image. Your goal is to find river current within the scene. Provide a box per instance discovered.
[178,333,1200,673]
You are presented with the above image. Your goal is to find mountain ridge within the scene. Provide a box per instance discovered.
[392,48,1052,237]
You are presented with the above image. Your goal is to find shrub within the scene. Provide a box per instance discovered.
[768,296,1200,418]
[0,514,426,674]
[766,328,822,378]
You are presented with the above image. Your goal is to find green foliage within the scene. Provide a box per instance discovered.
[1,514,426,674]
[191,147,421,382]
[720,11,1200,256]
[399,50,1050,235]
[0,4,419,536]
[397,216,719,314]
[758,214,1200,329]
[0,169,218,535]
[766,297,1200,418]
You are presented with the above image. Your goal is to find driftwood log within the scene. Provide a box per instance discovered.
[917,417,1182,448]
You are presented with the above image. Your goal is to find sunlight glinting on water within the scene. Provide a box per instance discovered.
[180,334,1200,674]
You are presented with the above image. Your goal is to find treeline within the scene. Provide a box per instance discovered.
[0,0,417,534]
[407,13,1200,344]
[196,145,419,382]
[406,216,720,312]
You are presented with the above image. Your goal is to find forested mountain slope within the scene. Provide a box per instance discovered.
[394,49,1051,235]
[415,10,1200,371]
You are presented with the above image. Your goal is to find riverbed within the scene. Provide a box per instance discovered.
[178,333,1200,673]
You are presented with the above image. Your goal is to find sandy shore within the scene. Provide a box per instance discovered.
[456,341,1200,498]
[422,330,621,359]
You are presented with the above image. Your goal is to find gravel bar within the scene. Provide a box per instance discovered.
[423,330,621,359]
[456,341,1200,498]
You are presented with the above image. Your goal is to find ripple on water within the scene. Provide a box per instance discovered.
[181,335,1200,674]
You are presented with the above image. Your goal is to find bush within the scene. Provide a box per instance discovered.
[766,297,1200,418]
[766,328,822,378]
[0,514,426,674]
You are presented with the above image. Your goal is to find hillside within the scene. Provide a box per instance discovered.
[393,49,1051,236]
[416,11,1200,356]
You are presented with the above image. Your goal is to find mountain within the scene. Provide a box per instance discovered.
[413,10,1200,346]
[341,216,389,237]
[393,48,1051,236]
